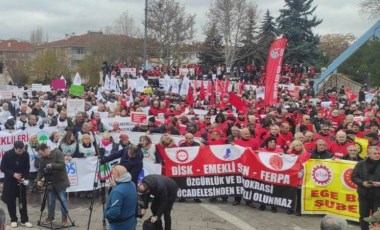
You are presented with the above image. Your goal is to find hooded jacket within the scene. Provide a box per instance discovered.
[105,172,137,230]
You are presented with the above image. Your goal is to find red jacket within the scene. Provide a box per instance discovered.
[327,141,352,158]
[233,138,259,150]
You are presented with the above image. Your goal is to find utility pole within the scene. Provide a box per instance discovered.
[144,0,148,70]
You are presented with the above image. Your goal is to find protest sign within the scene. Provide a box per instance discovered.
[32,84,43,91]
[69,85,84,96]
[131,112,148,125]
[302,159,359,222]
[66,99,85,116]
[51,79,66,90]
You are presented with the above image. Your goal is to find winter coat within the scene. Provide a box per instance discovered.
[105,173,137,230]
[36,148,70,191]
[141,175,178,218]
[352,158,380,197]
[1,148,30,204]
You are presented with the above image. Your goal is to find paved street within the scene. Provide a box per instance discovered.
[0,187,360,230]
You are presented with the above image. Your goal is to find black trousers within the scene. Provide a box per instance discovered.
[7,185,28,223]
[359,195,380,230]
[151,196,176,230]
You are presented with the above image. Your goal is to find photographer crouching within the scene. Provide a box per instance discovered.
[0,141,33,228]
[35,143,70,227]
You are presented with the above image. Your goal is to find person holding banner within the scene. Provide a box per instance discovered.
[352,146,380,230]
[286,140,311,216]
[258,136,284,213]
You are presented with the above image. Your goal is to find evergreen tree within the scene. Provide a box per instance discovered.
[198,22,225,67]
[235,3,259,67]
[257,9,278,66]
[276,0,322,65]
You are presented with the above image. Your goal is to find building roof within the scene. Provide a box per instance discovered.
[0,40,33,52]
[35,32,103,49]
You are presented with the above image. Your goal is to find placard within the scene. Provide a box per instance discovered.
[32,84,43,91]
[131,112,148,125]
[66,99,85,116]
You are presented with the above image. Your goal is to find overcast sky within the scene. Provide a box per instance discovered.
[0,0,372,42]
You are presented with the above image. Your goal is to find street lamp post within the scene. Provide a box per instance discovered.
[143,0,148,70]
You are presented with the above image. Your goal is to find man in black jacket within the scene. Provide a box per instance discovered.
[0,141,33,228]
[138,175,178,230]
[310,139,333,159]
[352,146,380,230]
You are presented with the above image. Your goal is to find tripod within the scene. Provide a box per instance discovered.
[87,158,112,230]
[37,181,75,229]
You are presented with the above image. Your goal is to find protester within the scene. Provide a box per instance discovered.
[102,144,143,186]
[352,146,380,230]
[0,141,33,228]
[287,140,311,216]
[36,143,70,226]
[26,134,40,194]
[139,175,178,230]
[341,145,363,161]
[320,215,347,230]
[59,131,79,161]
[105,165,137,230]
[310,139,334,159]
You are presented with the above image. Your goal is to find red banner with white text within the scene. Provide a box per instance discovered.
[240,151,300,209]
[264,38,288,105]
[164,145,301,208]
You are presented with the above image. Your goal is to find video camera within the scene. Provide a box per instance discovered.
[43,166,54,184]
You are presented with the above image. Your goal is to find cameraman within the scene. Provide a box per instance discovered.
[0,141,33,228]
[36,143,70,227]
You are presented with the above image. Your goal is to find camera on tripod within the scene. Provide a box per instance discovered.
[43,167,54,184]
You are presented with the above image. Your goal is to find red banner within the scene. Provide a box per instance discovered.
[164,145,301,206]
[264,38,288,106]
[240,151,300,209]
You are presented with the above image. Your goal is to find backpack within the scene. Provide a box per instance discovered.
[142,217,163,230]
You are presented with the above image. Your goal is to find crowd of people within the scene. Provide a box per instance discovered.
[0,61,379,230]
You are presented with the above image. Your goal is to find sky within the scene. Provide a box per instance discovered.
[0,0,373,42]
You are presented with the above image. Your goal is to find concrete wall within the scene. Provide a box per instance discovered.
[317,73,362,94]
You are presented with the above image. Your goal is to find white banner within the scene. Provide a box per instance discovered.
[66,157,161,192]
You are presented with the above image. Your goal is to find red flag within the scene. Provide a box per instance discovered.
[229,92,247,112]
[264,38,288,106]
[224,80,230,94]
[208,81,215,105]
[345,87,357,101]
[199,80,206,101]
[187,83,194,106]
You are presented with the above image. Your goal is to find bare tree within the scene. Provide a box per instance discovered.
[108,11,143,38]
[147,0,195,66]
[360,0,380,20]
[30,27,48,44]
[318,33,356,62]
[207,0,257,67]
